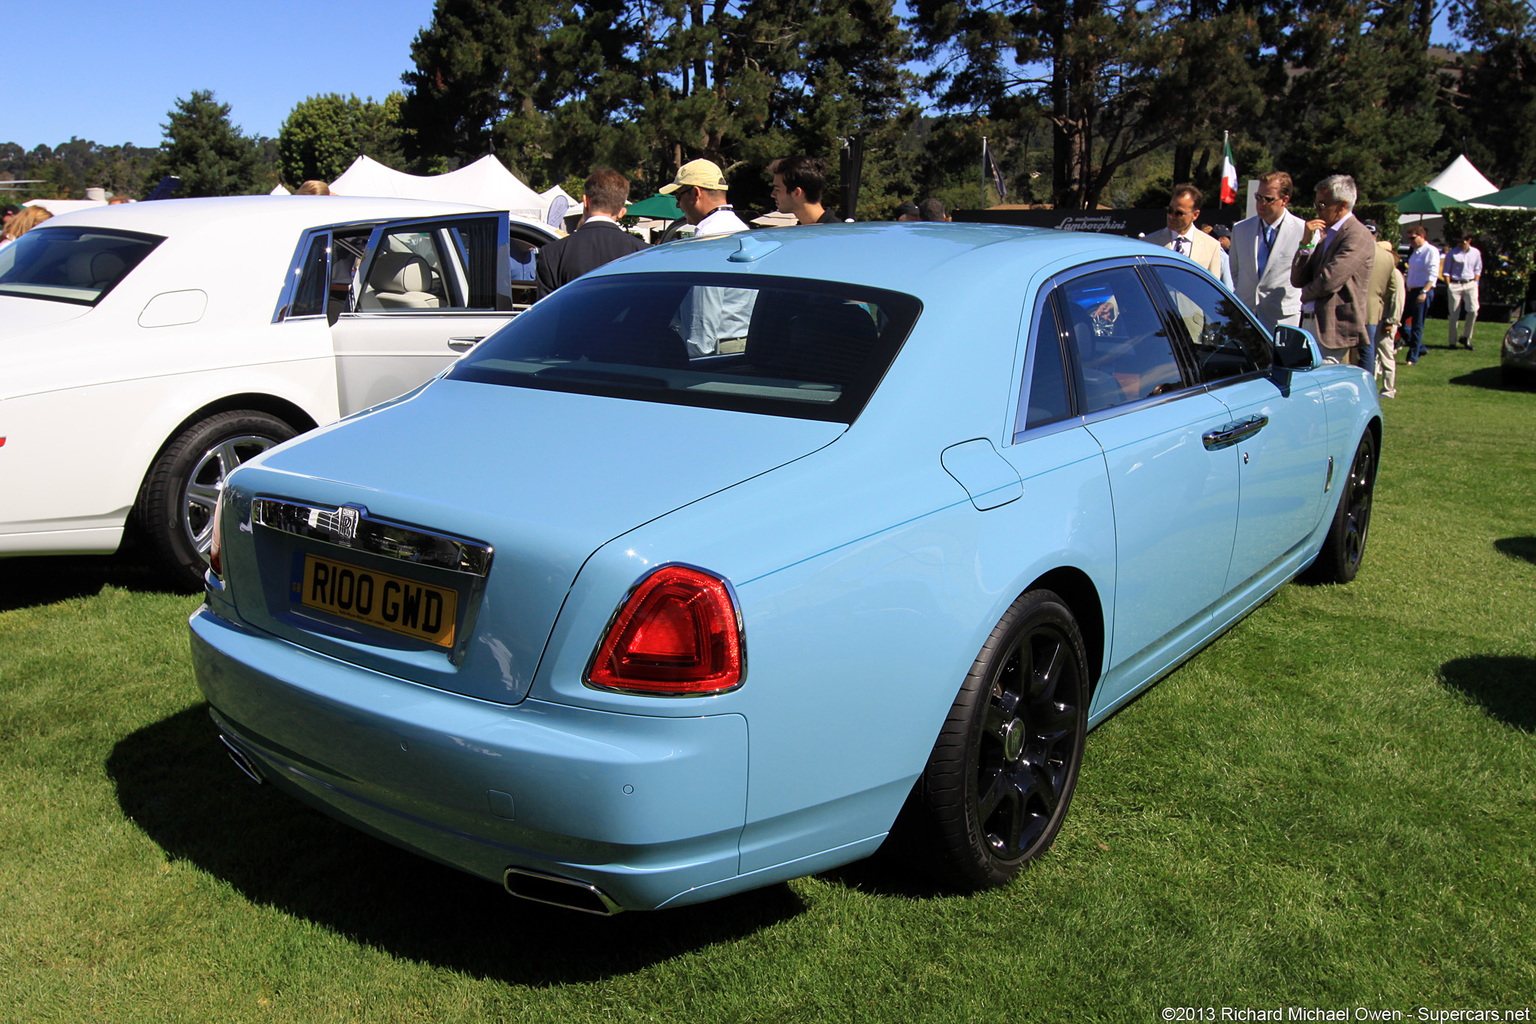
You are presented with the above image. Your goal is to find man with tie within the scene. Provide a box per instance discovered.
[1231,171,1307,332]
[1144,184,1224,279]
[1291,174,1375,365]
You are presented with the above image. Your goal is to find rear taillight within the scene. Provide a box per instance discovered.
[587,565,744,695]
[208,490,225,577]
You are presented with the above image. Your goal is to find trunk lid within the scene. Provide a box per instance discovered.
[223,378,843,703]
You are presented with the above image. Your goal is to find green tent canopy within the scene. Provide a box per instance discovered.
[625,193,684,219]
[1466,180,1536,209]
[1385,185,1463,214]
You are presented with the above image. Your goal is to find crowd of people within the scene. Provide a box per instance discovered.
[1145,171,1481,401]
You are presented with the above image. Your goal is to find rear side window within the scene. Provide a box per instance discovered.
[0,226,162,306]
[1056,267,1186,414]
[1148,265,1272,382]
[449,273,922,423]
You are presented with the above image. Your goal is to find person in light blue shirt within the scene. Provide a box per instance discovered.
[1401,223,1440,365]
[1443,233,1483,350]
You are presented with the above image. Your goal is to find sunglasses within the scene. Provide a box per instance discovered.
[1256,194,1283,203]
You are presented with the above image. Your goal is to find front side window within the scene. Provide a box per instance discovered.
[449,273,922,423]
[1056,267,1186,414]
[0,226,161,306]
[1148,264,1272,382]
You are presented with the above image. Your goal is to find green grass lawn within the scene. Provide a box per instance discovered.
[3,318,1533,1023]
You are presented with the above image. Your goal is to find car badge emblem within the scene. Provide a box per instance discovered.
[322,505,362,543]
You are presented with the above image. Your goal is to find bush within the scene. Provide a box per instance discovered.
[1442,206,1536,305]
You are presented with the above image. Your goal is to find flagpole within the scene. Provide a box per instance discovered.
[982,136,988,208]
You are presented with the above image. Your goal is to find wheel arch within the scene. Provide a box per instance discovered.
[131,394,319,514]
[1018,565,1106,697]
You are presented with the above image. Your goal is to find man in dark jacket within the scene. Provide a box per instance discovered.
[536,168,648,298]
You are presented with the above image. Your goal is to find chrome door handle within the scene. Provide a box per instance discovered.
[447,336,484,351]
[1202,415,1269,451]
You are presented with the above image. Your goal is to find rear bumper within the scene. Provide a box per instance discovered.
[189,605,749,911]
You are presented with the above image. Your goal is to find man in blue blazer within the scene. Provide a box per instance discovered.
[536,168,648,299]
[1231,171,1306,333]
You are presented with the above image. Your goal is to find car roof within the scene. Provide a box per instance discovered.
[588,221,1153,297]
[40,194,516,238]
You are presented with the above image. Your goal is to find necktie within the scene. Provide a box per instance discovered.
[1258,226,1274,273]
[1173,236,1185,256]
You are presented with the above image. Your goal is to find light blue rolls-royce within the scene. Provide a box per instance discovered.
[189,223,1381,914]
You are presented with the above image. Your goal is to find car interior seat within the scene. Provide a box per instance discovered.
[359,252,441,310]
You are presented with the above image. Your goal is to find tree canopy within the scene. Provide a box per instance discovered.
[151,90,268,198]
[278,93,409,185]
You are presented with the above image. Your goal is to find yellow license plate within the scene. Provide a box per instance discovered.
[296,554,458,648]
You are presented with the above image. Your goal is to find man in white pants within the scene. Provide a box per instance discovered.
[1443,233,1483,350]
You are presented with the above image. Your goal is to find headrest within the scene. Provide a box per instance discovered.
[370,251,432,294]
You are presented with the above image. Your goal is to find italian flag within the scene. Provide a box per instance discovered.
[1220,135,1238,205]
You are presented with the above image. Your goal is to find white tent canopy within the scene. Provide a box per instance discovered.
[1425,154,1498,201]
[329,154,573,228]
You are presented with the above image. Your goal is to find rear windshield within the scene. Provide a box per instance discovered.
[0,226,162,306]
[448,273,923,423]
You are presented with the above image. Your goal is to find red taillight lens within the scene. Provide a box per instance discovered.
[208,489,225,577]
[588,565,743,695]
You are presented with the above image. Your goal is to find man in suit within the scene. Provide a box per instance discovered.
[1145,184,1224,279]
[1290,174,1375,364]
[1231,171,1306,332]
[536,168,648,299]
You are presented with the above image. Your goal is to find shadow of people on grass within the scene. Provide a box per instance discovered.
[1494,536,1536,568]
[0,551,173,614]
[106,705,803,983]
[1440,656,1536,733]
[1449,366,1536,393]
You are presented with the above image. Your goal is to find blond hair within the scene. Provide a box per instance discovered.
[2,205,52,241]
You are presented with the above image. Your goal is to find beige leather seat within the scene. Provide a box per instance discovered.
[360,252,440,310]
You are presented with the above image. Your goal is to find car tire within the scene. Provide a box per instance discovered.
[914,589,1089,891]
[137,411,296,591]
[1303,430,1377,585]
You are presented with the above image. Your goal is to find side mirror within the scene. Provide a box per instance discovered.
[1273,324,1320,370]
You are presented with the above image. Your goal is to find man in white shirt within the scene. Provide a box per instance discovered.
[661,159,751,237]
[1402,223,1439,365]
[1231,171,1307,331]
[660,159,754,354]
[1144,184,1224,279]
[1443,233,1483,350]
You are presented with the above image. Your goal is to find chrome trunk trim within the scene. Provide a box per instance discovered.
[252,497,493,577]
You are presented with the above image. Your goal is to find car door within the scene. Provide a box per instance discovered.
[328,213,516,415]
[1052,263,1243,708]
[1144,262,1331,594]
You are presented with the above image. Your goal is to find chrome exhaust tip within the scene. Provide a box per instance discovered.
[503,867,622,916]
[218,734,265,785]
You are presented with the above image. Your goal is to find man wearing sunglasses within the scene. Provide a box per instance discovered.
[660,159,750,238]
[1144,184,1224,279]
[1231,171,1307,333]
[1291,174,1375,365]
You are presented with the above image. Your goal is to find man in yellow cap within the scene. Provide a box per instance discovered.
[661,159,750,237]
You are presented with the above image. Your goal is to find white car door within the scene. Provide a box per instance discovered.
[327,213,526,416]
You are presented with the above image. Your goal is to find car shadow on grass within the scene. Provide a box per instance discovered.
[0,551,177,613]
[106,704,804,983]
[1494,536,1536,568]
[1440,656,1536,733]
[1448,366,1536,392]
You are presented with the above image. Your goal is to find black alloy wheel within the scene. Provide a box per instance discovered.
[917,590,1090,891]
[1306,430,1377,585]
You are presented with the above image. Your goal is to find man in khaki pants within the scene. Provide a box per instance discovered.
[1367,231,1405,399]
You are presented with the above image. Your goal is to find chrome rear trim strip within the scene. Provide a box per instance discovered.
[252,497,493,577]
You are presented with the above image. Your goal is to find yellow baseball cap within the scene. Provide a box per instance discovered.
[659,159,728,194]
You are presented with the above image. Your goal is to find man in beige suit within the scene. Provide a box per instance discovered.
[1144,184,1224,279]
[1291,174,1375,364]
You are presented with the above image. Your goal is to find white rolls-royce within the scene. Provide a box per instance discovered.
[0,195,559,587]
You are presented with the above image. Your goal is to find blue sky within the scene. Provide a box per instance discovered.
[4,0,435,150]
